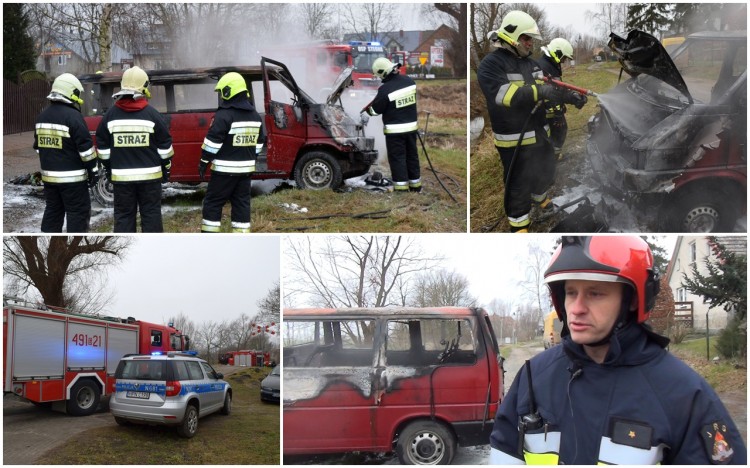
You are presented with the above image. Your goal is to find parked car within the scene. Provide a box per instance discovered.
[260,365,280,403]
[282,307,504,465]
[110,352,231,438]
[587,30,746,232]
[79,57,378,205]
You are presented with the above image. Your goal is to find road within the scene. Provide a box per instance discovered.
[3,365,240,464]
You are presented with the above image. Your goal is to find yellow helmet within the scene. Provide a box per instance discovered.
[49,73,84,105]
[495,11,542,47]
[114,66,151,98]
[215,72,248,100]
[546,38,574,63]
[372,57,398,80]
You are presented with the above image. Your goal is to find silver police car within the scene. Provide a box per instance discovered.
[110,352,232,438]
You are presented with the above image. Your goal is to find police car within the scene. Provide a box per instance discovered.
[110,351,232,438]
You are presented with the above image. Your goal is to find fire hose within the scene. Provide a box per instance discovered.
[542,76,599,98]
[417,111,457,203]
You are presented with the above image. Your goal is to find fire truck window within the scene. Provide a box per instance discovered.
[185,360,204,380]
[151,330,162,347]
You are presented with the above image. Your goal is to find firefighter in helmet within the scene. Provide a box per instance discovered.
[33,73,98,232]
[536,38,586,160]
[477,11,583,232]
[199,72,265,233]
[96,66,174,232]
[364,57,421,193]
[490,236,746,464]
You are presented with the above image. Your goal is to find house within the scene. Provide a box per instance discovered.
[37,36,132,77]
[344,24,456,74]
[665,236,747,331]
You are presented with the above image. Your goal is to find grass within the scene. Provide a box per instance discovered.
[91,81,467,233]
[669,337,747,393]
[35,367,280,465]
[470,64,622,232]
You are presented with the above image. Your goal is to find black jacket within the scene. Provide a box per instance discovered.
[201,95,265,176]
[366,72,418,135]
[34,101,97,184]
[536,54,566,117]
[490,324,747,464]
[477,47,548,148]
[96,98,173,184]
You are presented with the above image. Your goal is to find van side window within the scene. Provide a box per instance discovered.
[386,319,476,366]
[283,319,376,367]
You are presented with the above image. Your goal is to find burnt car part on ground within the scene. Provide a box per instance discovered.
[79,58,378,206]
[584,29,746,233]
[282,307,504,465]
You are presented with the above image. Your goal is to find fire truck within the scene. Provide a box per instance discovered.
[218,350,270,367]
[3,299,190,416]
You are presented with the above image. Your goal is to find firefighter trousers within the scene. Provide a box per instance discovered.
[113,182,163,233]
[42,182,91,233]
[201,173,251,233]
[497,139,555,230]
[385,132,420,191]
[549,114,568,157]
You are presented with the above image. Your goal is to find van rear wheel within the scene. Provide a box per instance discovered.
[294,151,343,190]
[396,420,456,465]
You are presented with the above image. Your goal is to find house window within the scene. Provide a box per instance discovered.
[689,241,697,263]
[676,287,687,302]
[57,55,67,66]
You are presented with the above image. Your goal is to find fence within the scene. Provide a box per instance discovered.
[3,79,50,135]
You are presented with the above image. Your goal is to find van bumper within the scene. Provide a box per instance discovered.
[453,419,494,447]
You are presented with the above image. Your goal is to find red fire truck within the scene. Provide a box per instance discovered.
[3,299,191,416]
[219,350,270,367]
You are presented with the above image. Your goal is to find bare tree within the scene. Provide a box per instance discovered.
[431,3,467,77]
[229,313,254,351]
[196,320,222,364]
[342,3,398,42]
[410,269,478,307]
[284,235,443,308]
[516,240,553,327]
[586,3,628,40]
[3,236,131,313]
[167,312,197,348]
[298,3,336,40]
[256,282,280,326]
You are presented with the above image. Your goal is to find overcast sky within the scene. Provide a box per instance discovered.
[106,235,280,325]
[540,2,601,37]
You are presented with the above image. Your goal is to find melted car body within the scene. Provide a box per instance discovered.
[79,58,377,204]
[282,307,504,465]
[587,30,746,232]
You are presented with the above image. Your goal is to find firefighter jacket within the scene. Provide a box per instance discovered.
[536,54,566,118]
[477,47,550,148]
[489,323,746,465]
[366,73,418,135]
[34,101,97,184]
[201,95,265,176]
[96,98,174,183]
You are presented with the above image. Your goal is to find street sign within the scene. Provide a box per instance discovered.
[430,46,444,67]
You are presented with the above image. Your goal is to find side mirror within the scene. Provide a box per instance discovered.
[215,372,224,380]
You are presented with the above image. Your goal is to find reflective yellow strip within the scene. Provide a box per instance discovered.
[508,214,530,228]
[384,121,418,134]
[80,147,97,161]
[98,148,111,159]
[107,119,155,133]
[158,146,174,159]
[36,127,71,138]
[231,221,251,233]
[501,83,518,107]
[211,159,256,173]
[524,451,560,464]
[111,166,162,182]
[41,169,87,183]
[387,84,416,102]
[201,219,221,232]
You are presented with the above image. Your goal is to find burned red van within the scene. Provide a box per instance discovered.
[282,307,504,465]
[79,58,377,205]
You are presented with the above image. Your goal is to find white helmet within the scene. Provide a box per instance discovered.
[48,73,84,105]
[113,66,151,99]
[490,11,541,57]
[545,38,574,63]
[372,57,399,80]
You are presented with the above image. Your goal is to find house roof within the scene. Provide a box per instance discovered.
[666,236,747,282]
[44,33,132,65]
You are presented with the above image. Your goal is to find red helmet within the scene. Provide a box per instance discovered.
[544,236,660,324]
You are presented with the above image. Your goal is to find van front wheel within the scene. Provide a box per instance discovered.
[294,151,343,190]
[396,420,456,465]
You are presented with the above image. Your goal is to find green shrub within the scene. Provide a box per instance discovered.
[715,318,747,358]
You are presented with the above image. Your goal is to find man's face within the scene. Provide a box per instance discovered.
[564,279,624,345]
[517,34,534,57]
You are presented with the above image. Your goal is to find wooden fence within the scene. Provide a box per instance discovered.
[3,79,50,135]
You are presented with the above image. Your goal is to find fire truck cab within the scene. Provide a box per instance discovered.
[3,299,190,416]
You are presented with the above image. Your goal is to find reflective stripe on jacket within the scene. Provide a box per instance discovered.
[201,99,264,176]
[366,73,418,135]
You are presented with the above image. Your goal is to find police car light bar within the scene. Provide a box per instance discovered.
[152,351,163,355]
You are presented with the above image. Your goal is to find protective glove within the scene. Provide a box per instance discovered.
[198,159,208,182]
[161,161,171,183]
[536,84,564,105]
[563,90,588,109]
[87,167,99,188]
[102,164,112,183]
[359,112,370,125]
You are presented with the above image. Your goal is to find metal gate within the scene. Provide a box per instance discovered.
[3,78,50,135]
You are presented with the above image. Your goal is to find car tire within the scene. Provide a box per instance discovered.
[293,151,343,190]
[91,174,114,207]
[396,420,456,465]
[177,404,199,438]
[668,186,740,233]
[114,416,130,426]
[66,380,100,416]
[221,393,232,415]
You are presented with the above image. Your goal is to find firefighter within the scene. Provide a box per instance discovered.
[33,73,98,232]
[96,66,173,232]
[490,236,747,465]
[477,11,584,232]
[364,57,421,193]
[198,72,264,233]
[536,38,586,160]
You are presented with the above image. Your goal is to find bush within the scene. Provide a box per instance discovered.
[715,318,747,358]
[668,323,692,344]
